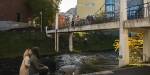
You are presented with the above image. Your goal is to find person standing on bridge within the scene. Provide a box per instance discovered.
[75,15,80,26]
[71,16,75,27]
[68,15,73,27]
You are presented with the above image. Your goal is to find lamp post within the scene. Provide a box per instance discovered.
[40,11,43,32]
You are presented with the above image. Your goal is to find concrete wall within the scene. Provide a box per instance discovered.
[77,0,105,18]
[0,21,29,31]
[143,30,150,62]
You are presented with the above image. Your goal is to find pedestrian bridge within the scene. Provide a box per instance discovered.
[46,17,150,33]
[46,0,150,67]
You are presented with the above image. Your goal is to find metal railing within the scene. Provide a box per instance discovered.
[127,2,150,20]
[49,2,150,30]
[57,4,120,29]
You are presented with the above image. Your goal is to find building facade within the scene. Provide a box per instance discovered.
[77,0,144,19]
[0,0,32,22]
[77,0,105,18]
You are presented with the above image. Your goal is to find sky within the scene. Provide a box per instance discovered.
[59,0,77,12]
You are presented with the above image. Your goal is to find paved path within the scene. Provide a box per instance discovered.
[82,66,150,75]
[107,66,150,75]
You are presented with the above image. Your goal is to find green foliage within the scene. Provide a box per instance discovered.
[0,30,118,58]
[0,31,55,58]
[26,0,61,26]
[74,31,118,52]
[113,33,144,64]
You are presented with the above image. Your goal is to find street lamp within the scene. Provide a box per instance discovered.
[40,11,43,32]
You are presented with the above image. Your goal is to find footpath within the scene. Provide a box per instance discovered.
[81,66,150,75]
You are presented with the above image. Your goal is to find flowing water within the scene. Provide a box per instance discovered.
[54,51,118,75]
[0,51,118,75]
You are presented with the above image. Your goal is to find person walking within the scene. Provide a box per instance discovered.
[29,47,48,75]
[75,15,80,26]
[19,49,32,75]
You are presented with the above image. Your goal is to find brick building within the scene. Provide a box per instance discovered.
[0,0,32,22]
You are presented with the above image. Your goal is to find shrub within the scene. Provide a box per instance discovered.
[113,33,144,64]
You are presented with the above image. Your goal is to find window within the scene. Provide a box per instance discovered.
[106,5,115,12]
[105,0,115,5]
[105,0,116,17]
[16,13,21,22]
[105,0,115,11]
[85,3,95,7]
[127,0,144,19]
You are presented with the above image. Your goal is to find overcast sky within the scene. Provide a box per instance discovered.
[59,0,77,12]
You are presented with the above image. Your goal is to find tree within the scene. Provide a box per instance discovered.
[113,33,144,64]
[26,0,61,26]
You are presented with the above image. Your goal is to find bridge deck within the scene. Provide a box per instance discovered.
[47,18,150,33]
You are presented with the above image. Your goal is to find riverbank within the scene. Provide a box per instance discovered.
[0,51,117,75]
[1,51,150,75]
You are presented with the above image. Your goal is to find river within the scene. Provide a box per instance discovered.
[0,51,118,75]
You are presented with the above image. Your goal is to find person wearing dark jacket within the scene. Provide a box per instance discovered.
[29,47,48,75]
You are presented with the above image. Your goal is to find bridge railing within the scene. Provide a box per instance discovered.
[69,2,150,27]
[56,2,120,29]
[58,11,120,29]
[48,2,150,30]
[127,2,150,20]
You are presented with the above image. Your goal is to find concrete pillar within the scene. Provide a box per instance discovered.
[119,29,129,67]
[144,0,150,3]
[120,0,127,21]
[69,32,73,52]
[119,0,129,67]
[55,13,59,52]
[144,0,148,17]
[55,31,59,52]
[55,13,59,29]
[143,30,150,62]
[144,0,150,17]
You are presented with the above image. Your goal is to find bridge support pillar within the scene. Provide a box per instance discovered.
[69,32,73,52]
[119,28,129,67]
[55,31,59,52]
[119,0,129,67]
[144,0,150,17]
[55,12,59,52]
[143,30,150,62]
